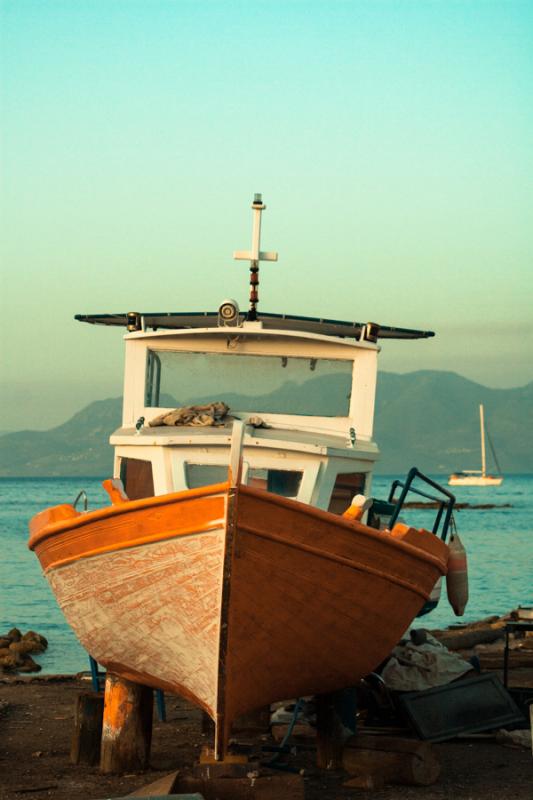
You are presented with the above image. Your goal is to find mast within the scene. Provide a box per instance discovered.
[233,194,278,321]
[479,404,486,478]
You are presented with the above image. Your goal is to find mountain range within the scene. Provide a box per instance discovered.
[1,370,531,477]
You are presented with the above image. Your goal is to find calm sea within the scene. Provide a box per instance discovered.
[1,475,532,675]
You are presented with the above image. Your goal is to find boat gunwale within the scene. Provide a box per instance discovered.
[237,484,449,572]
[29,481,448,576]
[28,480,230,551]
[37,517,227,572]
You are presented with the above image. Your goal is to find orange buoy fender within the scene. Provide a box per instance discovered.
[342,494,373,522]
[446,532,469,616]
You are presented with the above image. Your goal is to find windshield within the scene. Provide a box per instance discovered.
[145,350,353,417]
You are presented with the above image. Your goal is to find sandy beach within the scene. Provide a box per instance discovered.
[1,671,532,800]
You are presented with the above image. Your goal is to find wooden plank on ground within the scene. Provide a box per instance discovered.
[175,772,304,800]
[343,734,441,786]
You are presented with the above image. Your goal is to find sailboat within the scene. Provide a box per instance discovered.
[448,404,503,486]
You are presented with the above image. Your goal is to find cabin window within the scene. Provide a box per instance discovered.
[120,458,154,500]
[145,350,352,417]
[248,468,302,498]
[185,464,228,489]
[328,472,366,515]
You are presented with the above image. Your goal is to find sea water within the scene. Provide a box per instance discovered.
[1,475,532,675]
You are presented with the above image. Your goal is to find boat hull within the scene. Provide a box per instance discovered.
[448,475,503,486]
[29,482,448,757]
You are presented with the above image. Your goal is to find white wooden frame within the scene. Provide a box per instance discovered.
[114,444,322,503]
[121,328,378,442]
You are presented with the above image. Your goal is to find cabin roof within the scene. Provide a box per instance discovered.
[74,311,434,341]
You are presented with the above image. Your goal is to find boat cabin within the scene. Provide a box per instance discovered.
[109,320,382,512]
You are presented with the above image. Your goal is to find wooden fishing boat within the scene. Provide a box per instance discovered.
[29,194,452,758]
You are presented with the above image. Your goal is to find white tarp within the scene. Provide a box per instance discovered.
[381,633,474,691]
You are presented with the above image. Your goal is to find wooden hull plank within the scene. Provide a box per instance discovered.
[48,528,226,716]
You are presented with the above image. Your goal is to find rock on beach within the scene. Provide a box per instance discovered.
[0,627,48,673]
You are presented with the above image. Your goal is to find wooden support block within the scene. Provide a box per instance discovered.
[194,760,261,779]
[100,672,153,774]
[344,774,385,789]
[196,746,255,777]
[316,690,354,770]
[271,721,316,742]
[175,771,304,800]
[70,691,104,765]
[342,734,441,786]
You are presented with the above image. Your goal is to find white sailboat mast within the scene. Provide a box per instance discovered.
[479,403,486,478]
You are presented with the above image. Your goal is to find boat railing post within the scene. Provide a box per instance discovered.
[228,419,245,487]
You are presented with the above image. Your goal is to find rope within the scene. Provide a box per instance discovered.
[450,512,458,541]
[262,698,304,770]
[485,424,503,474]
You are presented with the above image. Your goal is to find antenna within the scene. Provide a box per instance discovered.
[233,194,278,321]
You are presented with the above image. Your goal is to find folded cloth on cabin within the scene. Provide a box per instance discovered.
[149,402,230,428]
[380,632,473,691]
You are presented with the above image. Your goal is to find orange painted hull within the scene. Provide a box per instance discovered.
[29,482,448,757]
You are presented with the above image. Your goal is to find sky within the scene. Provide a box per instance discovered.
[1,0,532,431]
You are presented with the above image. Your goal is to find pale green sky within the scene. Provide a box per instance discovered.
[1,0,532,430]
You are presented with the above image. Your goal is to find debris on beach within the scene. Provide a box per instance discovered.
[430,607,533,671]
[496,728,532,749]
[380,631,475,691]
[0,627,48,673]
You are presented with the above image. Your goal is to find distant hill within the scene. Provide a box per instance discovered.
[0,371,531,477]
[0,399,122,477]
[168,371,352,416]
[374,371,533,473]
